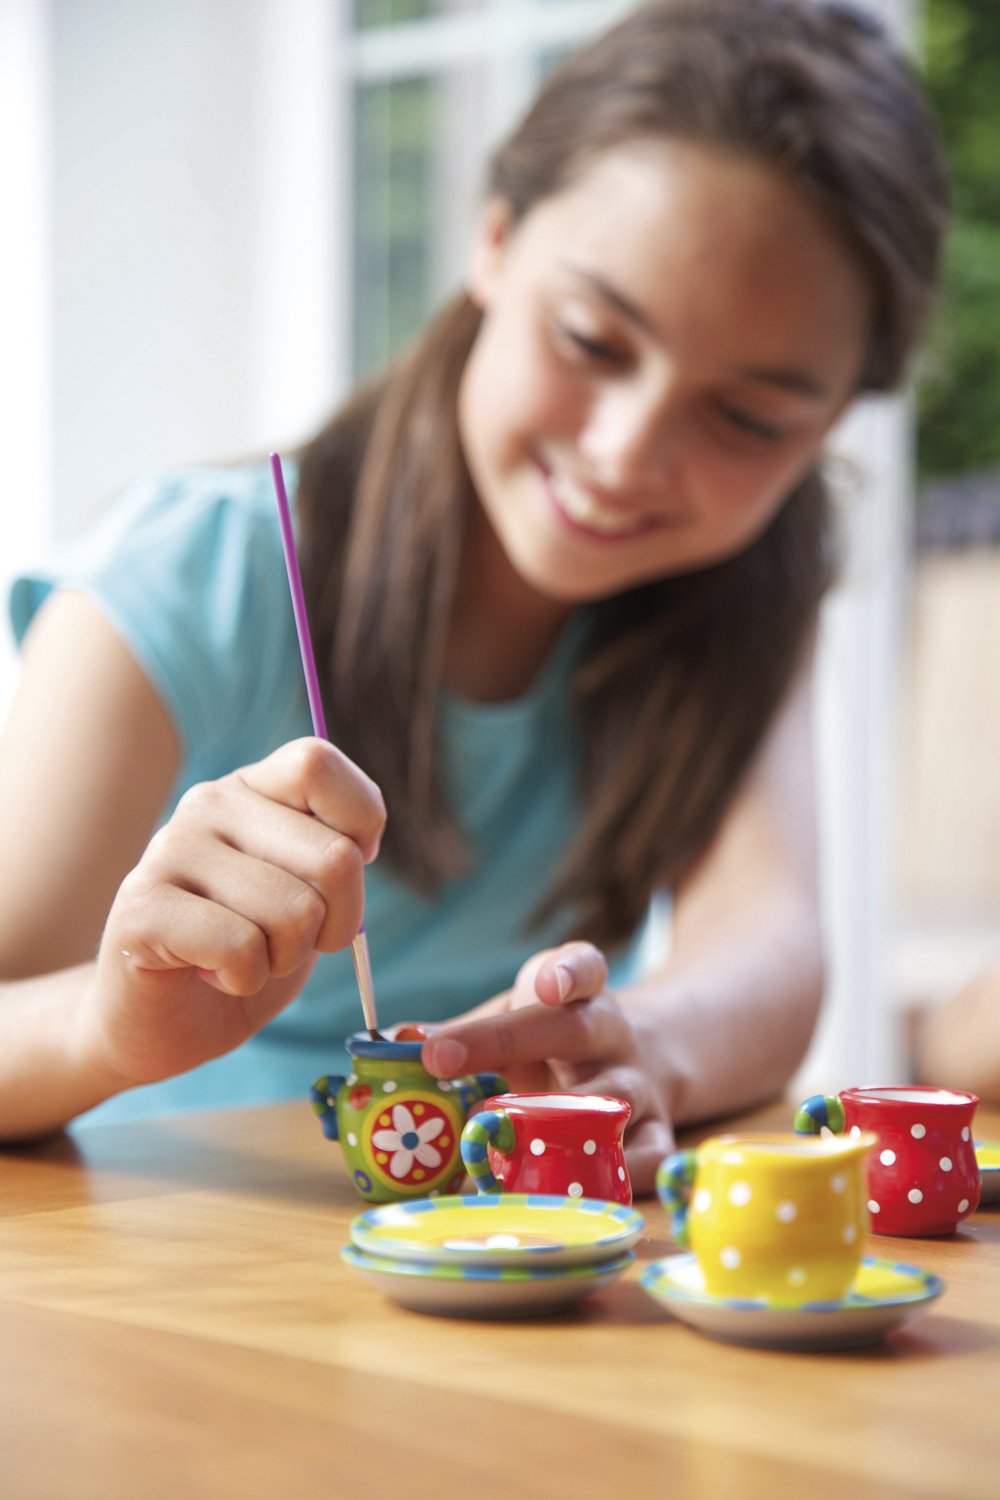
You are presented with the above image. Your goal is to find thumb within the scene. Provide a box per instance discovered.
[526,942,609,1007]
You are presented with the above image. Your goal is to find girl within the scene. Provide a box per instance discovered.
[0,0,948,1189]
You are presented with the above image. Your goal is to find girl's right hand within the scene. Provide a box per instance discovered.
[80,737,385,1092]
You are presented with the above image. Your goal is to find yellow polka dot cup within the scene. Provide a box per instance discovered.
[656,1132,874,1306]
[796,1086,980,1235]
[460,1093,633,1204]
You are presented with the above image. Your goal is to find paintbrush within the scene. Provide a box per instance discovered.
[269,450,382,1042]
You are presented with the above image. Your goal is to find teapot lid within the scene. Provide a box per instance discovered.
[346,1030,424,1061]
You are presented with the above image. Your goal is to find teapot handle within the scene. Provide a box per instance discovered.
[451,1072,507,1116]
[461,1109,516,1193]
[794,1093,846,1136]
[310,1074,345,1141]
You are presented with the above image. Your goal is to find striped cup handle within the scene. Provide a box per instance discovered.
[793,1093,846,1135]
[655,1149,698,1247]
[460,1109,516,1193]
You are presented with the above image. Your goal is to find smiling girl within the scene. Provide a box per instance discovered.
[0,0,948,1188]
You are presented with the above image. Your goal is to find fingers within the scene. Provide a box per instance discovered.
[423,988,627,1080]
[421,958,676,1198]
[237,738,386,862]
[121,737,383,991]
[154,791,366,954]
[111,878,274,996]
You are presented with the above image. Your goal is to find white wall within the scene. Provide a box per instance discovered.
[0,0,54,705]
[49,0,342,534]
[0,0,342,712]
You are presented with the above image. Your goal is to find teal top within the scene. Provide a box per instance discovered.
[10,462,669,1127]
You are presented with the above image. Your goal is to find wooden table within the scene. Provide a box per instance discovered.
[1,1098,997,1500]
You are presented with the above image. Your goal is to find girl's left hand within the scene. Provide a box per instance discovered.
[420,941,675,1195]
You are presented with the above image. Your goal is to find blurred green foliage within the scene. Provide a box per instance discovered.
[917,0,1000,479]
[353,78,434,378]
[352,0,440,28]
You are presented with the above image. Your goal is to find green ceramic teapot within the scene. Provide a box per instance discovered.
[311,1030,506,1203]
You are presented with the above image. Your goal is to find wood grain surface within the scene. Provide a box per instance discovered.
[1,1097,997,1500]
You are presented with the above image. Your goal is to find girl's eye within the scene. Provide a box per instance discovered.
[555,322,626,366]
[716,402,783,442]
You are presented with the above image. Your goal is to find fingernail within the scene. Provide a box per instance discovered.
[554,963,573,1001]
[429,1038,467,1076]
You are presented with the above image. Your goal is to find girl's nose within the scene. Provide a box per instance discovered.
[578,378,681,490]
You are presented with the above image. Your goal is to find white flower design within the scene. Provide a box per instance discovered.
[372,1104,445,1180]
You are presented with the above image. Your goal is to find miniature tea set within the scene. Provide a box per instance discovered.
[276,452,988,1345]
[313,1027,642,1316]
[275,453,982,1345]
[313,1032,1000,1347]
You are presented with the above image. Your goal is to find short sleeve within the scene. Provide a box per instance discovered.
[9,462,307,783]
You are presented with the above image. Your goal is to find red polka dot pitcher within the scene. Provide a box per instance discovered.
[796,1086,980,1236]
[311,1031,505,1203]
[460,1092,632,1205]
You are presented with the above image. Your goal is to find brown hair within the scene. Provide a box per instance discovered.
[298,0,949,948]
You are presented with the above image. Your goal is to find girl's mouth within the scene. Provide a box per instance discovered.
[545,467,658,541]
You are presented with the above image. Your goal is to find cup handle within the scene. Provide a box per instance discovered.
[460,1109,516,1193]
[794,1093,846,1136]
[656,1149,698,1247]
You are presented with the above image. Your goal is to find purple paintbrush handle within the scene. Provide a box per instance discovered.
[269,452,367,939]
[269,451,328,741]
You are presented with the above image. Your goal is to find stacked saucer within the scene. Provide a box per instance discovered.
[341,1193,644,1317]
[976,1140,1000,1205]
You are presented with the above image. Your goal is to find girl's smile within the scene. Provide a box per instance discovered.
[458,137,874,610]
[541,460,663,542]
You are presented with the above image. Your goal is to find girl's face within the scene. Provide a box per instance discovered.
[458,138,873,604]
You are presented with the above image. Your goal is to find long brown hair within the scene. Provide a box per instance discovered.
[298,0,949,948]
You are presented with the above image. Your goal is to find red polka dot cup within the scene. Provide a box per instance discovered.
[460,1093,632,1204]
[796,1087,980,1236]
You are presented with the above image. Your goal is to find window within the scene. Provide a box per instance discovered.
[341,1,626,379]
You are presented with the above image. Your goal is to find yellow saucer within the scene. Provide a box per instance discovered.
[349,1193,643,1268]
[640,1254,944,1351]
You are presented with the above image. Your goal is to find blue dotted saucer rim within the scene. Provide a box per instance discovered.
[342,1242,635,1283]
[350,1193,644,1268]
[640,1253,944,1314]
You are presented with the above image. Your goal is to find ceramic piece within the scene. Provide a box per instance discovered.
[460,1092,632,1204]
[640,1254,944,1351]
[976,1142,1000,1206]
[341,1243,634,1317]
[656,1132,873,1305]
[349,1193,644,1269]
[311,1031,505,1203]
[796,1087,980,1235]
